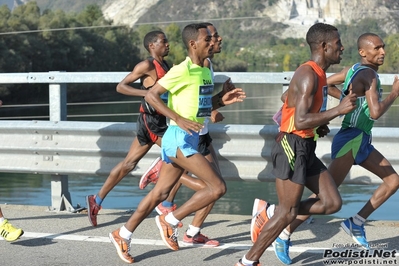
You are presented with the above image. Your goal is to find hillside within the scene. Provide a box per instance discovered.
[104,0,399,39]
[2,0,399,39]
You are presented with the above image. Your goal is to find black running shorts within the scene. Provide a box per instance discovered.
[198,132,213,156]
[136,113,168,146]
[271,132,327,185]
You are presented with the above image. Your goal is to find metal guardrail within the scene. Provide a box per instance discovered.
[0,71,398,211]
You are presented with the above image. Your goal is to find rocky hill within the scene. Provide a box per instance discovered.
[2,0,399,39]
[102,0,399,38]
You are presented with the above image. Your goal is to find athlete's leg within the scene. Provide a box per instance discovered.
[357,149,399,219]
[206,143,220,174]
[169,148,226,220]
[160,140,218,209]
[124,160,184,232]
[286,151,354,233]
[300,170,342,215]
[245,178,304,262]
[339,149,397,249]
[189,144,220,227]
[98,138,153,200]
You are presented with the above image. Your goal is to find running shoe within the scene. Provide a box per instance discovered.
[341,217,369,249]
[155,214,181,251]
[86,195,101,227]
[155,203,183,227]
[182,231,219,247]
[0,219,24,242]
[274,237,292,265]
[109,229,134,264]
[234,259,261,266]
[250,198,270,243]
[139,157,162,189]
[155,202,177,215]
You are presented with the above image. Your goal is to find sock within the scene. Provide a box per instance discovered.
[267,204,275,218]
[95,195,103,205]
[0,217,5,223]
[186,224,201,237]
[278,228,291,240]
[352,214,366,226]
[162,201,174,207]
[242,255,257,265]
[165,212,180,226]
[118,225,132,240]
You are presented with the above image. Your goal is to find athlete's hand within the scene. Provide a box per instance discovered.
[391,75,399,96]
[221,78,236,95]
[316,123,330,138]
[221,88,246,106]
[211,109,225,123]
[175,116,203,135]
[338,90,357,115]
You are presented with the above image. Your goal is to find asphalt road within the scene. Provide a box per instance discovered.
[1,204,398,266]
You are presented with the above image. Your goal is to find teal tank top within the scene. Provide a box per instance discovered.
[340,63,382,135]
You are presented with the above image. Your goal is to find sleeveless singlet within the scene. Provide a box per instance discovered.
[340,63,382,135]
[279,61,328,138]
[139,57,170,115]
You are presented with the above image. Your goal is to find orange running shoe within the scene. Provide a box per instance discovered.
[155,202,177,215]
[86,195,102,227]
[109,229,134,264]
[139,157,162,189]
[155,214,181,251]
[250,198,270,243]
[182,231,219,247]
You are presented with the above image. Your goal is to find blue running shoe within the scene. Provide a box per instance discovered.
[274,237,292,265]
[341,218,369,249]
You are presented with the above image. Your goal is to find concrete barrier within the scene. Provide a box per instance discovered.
[0,120,393,185]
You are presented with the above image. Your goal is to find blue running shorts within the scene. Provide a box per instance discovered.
[331,127,374,165]
[161,125,199,163]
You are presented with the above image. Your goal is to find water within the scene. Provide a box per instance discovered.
[1,173,398,221]
[1,83,399,221]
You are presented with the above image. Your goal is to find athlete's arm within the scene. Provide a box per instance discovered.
[293,65,356,130]
[116,60,155,97]
[145,83,204,134]
[326,66,350,99]
[361,70,399,120]
[281,90,288,103]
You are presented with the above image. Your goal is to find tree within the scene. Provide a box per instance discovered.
[381,34,399,73]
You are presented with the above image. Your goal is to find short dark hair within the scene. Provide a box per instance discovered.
[306,23,338,50]
[143,30,164,52]
[181,23,208,50]
[357,33,380,49]
[201,22,213,27]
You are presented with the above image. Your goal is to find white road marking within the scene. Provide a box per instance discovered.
[3,231,327,253]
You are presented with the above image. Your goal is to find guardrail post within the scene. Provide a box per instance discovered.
[50,175,74,212]
[49,71,67,121]
[49,71,73,211]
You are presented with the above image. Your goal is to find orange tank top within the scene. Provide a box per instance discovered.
[279,61,327,138]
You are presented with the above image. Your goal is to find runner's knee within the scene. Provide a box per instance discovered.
[274,206,298,225]
[211,181,226,200]
[323,196,342,214]
[120,160,138,173]
[382,177,399,197]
